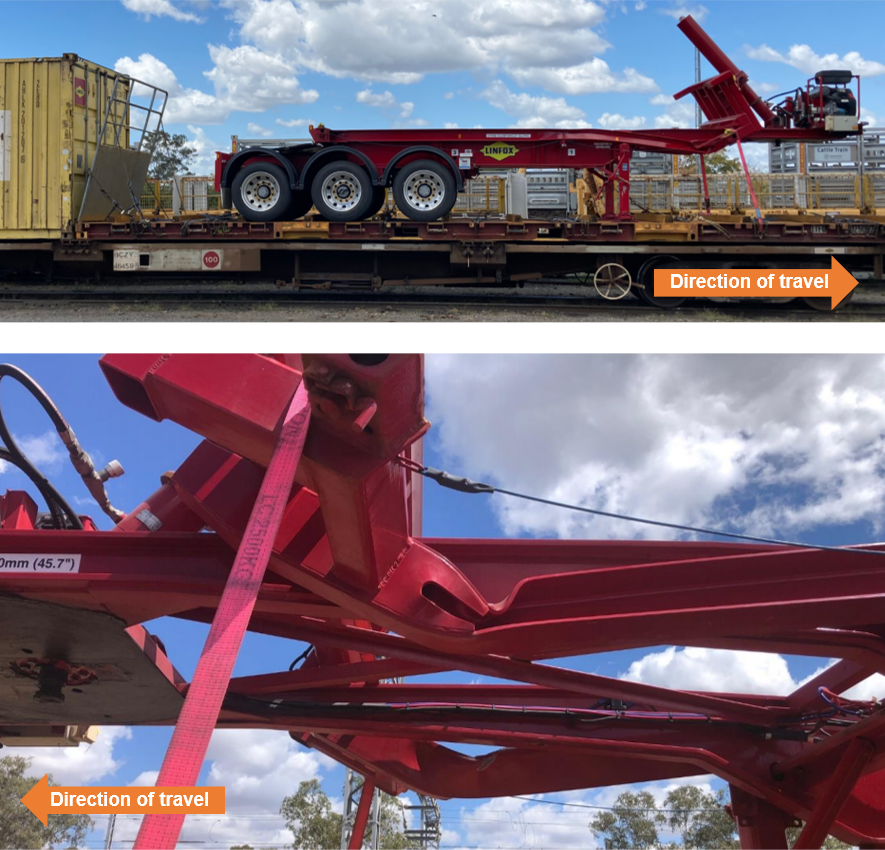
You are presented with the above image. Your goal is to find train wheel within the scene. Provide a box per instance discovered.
[803,290,854,312]
[594,263,632,300]
[232,162,292,222]
[633,255,687,308]
[311,161,375,222]
[393,160,456,222]
[286,190,315,220]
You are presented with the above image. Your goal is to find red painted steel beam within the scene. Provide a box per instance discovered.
[348,776,376,850]
[772,708,885,777]
[147,425,885,659]
[729,786,795,850]
[226,660,442,696]
[257,619,786,723]
[786,660,877,713]
[793,739,875,849]
[676,15,775,125]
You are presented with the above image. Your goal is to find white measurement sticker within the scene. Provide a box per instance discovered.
[361,244,385,250]
[0,554,81,573]
[113,249,141,271]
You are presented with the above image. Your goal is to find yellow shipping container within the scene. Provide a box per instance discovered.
[0,54,160,239]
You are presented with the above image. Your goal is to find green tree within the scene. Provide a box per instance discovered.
[663,786,738,849]
[0,756,93,849]
[589,790,665,850]
[144,130,197,179]
[678,152,742,175]
[281,779,416,850]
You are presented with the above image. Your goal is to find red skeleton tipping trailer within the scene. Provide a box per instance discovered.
[214,15,861,223]
[2,355,885,849]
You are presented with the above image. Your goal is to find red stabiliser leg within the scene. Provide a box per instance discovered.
[348,777,377,850]
[133,382,311,850]
[729,785,796,850]
[792,739,874,850]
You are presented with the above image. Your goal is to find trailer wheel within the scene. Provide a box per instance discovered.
[232,162,292,222]
[311,161,374,221]
[393,160,456,221]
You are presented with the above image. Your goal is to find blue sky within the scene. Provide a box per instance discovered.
[3,0,883,173]
[4,353,885,848]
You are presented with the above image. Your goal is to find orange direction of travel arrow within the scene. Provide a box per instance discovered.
[20,775,225,826]
[653,257,859,310]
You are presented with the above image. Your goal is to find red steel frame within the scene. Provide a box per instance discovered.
[215,15,862,222]
[1,354,884,850]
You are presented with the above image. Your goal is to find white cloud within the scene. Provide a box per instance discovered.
[649,93,695,128]
[749,80,780,94]
[622,647,885,709]
[356,89,417,119]
[12,727,131,785]
[510,60,658,96]
[483,80,591,128]
[115,46,318,126]
[204,43,320,111]
[120,0,203,23]
[246,122,274,137]
[660,4,708,23]
[109,729,335,848]
[426,355,885,541]
[444,122,460,129]
[17,431,66,473]
[621,647,796,694]
[444,91,455,100]
[598,112,646,129]
[745,43,885,78]
[184,124,221,174]
[844,674,885,701]
[276,117,312,128]
[220,0,657,97]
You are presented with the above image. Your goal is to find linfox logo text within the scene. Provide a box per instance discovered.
[480,144,519,161]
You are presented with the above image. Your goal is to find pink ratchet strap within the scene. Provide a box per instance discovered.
[134,381,311,850]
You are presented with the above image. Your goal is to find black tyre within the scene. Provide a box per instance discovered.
[366,186,388,218]
[393,159,457,222]
[286,191,315,220]
[310,161,375,222]
[804,291,853,311]
[231,162,292,222]
[634,255,687,308]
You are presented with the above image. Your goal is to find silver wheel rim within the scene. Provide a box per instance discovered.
[320,170,364,213]
[402,169,446,212]
[241,171,283,213]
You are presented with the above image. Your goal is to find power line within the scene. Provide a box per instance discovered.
[507,795,722,814]
[406,461,885,557]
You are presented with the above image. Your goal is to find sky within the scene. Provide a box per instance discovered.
[2,353,885,848]
[2,0,883,174]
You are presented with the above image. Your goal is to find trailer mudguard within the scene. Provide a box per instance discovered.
[220,149,299,190]
[381,146,464,191]
[296,146,382,190]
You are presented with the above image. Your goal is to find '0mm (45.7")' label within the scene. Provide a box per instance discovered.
[0,554,81,573]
